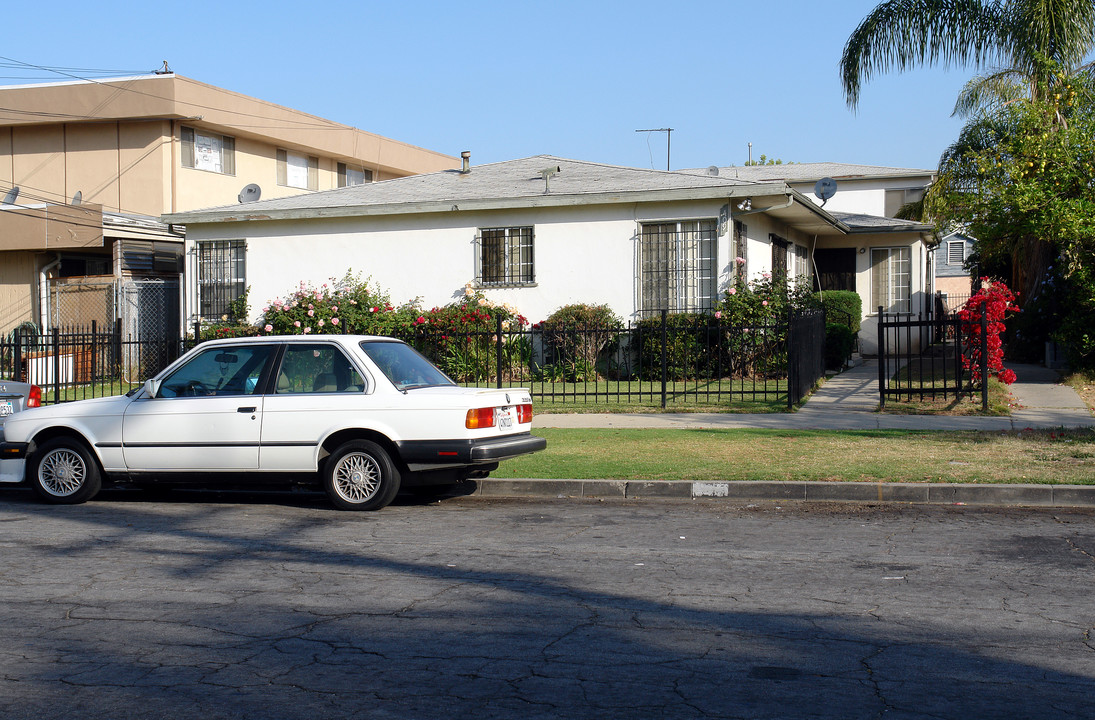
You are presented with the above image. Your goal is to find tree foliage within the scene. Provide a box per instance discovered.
[926,67,1095,367]
[841,0,1095,109]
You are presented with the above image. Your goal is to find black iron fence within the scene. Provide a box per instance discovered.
[876,307,989,409]
[1,321,189,406]
[4,310,829,410]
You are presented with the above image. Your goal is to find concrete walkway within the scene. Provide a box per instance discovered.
[535,359,1095,431]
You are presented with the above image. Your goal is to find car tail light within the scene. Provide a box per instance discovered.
[517,404,533,424]
[27,385,41,408]
[465,407,496,429]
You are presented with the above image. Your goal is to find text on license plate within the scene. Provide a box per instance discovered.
[0,401,12,417]
[497,406,515,429]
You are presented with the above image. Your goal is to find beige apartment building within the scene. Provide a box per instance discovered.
[0,73,457,335]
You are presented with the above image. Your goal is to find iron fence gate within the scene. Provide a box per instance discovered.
[877,307,989,409]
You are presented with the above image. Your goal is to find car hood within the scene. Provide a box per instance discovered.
[6,393,133,426]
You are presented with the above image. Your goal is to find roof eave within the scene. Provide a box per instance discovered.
[163,184,764,225]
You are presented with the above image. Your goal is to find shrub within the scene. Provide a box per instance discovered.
[536,304,623,381]
[814,290,861,333]
[824,323,855,370]
[413,285,530,383]
[260,272,422,337]
[633,312,729,380]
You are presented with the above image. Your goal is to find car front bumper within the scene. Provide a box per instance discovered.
[0,439,28,484]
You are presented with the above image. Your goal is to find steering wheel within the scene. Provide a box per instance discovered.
[183,380,213,396]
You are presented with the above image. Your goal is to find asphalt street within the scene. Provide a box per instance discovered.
[1,489,1093,720]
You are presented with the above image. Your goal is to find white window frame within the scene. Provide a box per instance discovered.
[871,246,912,314]
[475,226,535,286]
[947,240,965,265]
[639,219,717,315]
[277,149,319,190]
[181,126,235,175]
[338,162,372,187]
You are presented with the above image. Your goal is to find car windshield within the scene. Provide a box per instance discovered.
[359,340,455,391]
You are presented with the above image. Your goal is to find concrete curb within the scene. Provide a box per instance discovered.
[473,478,1095,508]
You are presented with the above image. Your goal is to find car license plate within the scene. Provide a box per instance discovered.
[0,401,12,417]
[497,406,515,429]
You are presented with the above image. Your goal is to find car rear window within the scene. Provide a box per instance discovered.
[359,341,454,391]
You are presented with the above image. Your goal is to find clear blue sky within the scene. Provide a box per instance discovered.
[1,0,973,172]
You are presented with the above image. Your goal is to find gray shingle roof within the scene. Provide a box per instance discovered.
[166,155,777,222]
[829,211,933,233]
[687,162,935,183]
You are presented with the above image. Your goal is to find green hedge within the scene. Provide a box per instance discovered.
[824,323,855,370]
[814,291,861,333]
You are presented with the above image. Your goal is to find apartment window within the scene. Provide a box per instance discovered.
[947,240,965,265]
[639,219,717,314]
[338,163,373,187]
[196,240,246,321]
[476,227,534,285]
[871,247,911,313]
[277,150,319,190]
[181,127,235,175]
[732,220,748,282]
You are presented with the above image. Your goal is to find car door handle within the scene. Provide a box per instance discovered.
[237,406,257,413]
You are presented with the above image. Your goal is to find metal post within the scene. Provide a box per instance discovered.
[877,307,886,407]
[496,315,504,389]
[787,308,795,410]
[52,327,61,405]
[660,310,668,409]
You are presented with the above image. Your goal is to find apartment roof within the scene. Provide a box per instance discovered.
[0,73,455,176]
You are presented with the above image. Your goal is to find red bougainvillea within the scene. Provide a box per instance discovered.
[958,279,1018,385]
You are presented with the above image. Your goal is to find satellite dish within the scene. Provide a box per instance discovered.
[238,183,262,203]
[814,177,837,206]
[71,191,82,205]
[2,186,19,205]
[706,166,720,177]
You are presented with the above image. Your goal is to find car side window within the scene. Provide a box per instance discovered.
[275,344,365,394]
[158,345,275,397]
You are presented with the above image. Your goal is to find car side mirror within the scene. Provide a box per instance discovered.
[143,378,162,398]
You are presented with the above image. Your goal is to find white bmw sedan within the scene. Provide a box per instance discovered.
[0,335,546,510]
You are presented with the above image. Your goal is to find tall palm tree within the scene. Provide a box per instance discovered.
[840,0,1095,110]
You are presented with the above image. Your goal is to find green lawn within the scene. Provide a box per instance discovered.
[495,428,1095,485]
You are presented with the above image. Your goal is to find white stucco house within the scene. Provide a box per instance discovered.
[164,156,937,354]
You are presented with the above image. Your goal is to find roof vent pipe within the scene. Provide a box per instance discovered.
[461,151,471,173]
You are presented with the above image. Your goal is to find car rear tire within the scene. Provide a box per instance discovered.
[323,440,400,511]
[30,437,102,504]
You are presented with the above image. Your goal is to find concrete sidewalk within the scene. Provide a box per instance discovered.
[535,360,1095,431]
[505,361,1095,508]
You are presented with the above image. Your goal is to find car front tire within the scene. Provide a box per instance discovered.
[323,440,401,511]
[30,437,102,505]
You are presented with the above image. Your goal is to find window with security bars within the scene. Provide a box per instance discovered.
[872,247,911,313]
[477,227,534,285]
[196,240,246,321]
[639,219,717,315]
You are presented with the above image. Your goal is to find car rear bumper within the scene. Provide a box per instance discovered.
[397,433,547,466]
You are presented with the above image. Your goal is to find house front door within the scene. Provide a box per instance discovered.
[814,248,857,292]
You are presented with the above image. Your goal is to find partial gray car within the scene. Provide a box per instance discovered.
[0,379,41,428]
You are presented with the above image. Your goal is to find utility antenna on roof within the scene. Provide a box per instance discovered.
[635,127,673,170]
[814,177,838,207]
